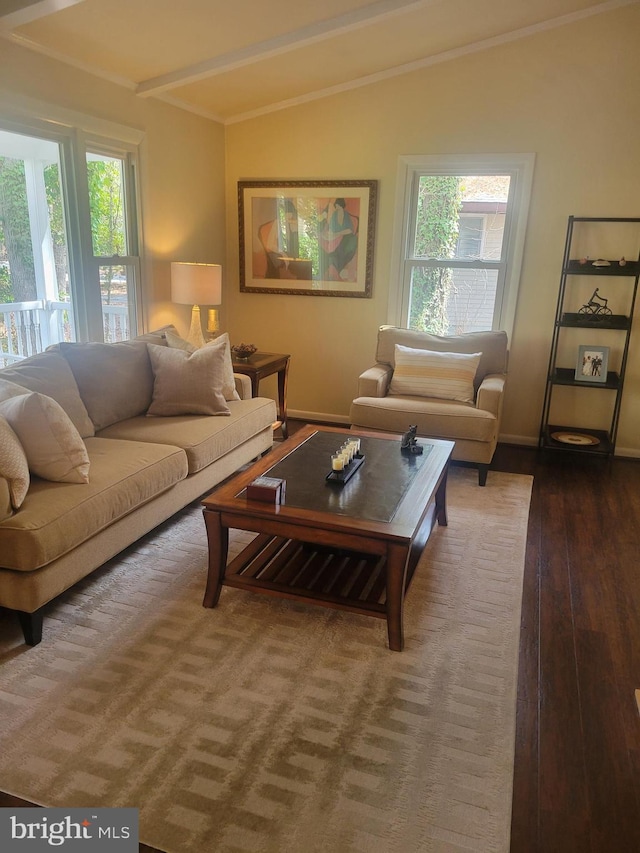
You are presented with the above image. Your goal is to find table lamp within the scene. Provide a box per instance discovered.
[171,262,222,348]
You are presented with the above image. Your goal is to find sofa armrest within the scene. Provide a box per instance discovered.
[234,373,253,400]
[357,364,393,398]
[476,373,506,417]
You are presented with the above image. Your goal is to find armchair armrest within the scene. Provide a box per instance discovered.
[357,364,393,398]
[234,373,253,400]
[476,373,506,417]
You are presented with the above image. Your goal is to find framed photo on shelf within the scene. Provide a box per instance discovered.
[238,179,377,297]
[575,345,609,383]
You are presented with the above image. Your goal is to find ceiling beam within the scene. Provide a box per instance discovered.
[0,0,85,31]
[136,0,433,97]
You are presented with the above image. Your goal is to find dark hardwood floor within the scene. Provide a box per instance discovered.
[2,427,639,852]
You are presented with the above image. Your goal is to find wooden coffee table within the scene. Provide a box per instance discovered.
[202,424,453,651]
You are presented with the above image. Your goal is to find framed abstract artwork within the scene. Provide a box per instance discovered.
[238,180,377,297]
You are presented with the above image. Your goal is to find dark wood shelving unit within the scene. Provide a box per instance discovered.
[539,216,640,456]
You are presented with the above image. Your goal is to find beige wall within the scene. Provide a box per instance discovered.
[225,3,640,452]
[0,38,226,339]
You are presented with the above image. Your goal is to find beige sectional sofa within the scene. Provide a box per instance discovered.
[0,327,277,646]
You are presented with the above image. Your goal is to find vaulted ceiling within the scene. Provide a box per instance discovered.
[1,0,635,123]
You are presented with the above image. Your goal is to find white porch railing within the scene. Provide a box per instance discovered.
[0,300,130,366]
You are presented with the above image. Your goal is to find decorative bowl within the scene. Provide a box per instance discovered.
[231,343,257,360]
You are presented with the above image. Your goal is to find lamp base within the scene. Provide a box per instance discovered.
[186,304,206,349]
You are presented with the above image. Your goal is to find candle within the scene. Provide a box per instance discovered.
[331,454,344,471]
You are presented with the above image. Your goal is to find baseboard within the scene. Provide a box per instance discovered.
[613,446,640,459]
[499,433,538,447]
[289,409,350,425]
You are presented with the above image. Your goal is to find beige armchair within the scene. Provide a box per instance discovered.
[349,326,508,485]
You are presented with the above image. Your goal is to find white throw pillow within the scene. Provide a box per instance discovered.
[146,343,231,416]
[0,393,90,484]
[165,330,240,401]
[0,415,30,509]
[389,345,482,403]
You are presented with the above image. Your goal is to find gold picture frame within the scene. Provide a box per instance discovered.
[238,180,377,297]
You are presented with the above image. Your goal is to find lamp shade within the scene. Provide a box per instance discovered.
[171,262,222,306]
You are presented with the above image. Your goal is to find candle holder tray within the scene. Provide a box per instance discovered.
[326,453,365,485]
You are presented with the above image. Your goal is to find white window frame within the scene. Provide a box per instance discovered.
[0,94,145,343]
[388,153,535,339]
[80,135,143,341]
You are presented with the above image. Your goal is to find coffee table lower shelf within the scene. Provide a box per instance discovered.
[224,532,421,619]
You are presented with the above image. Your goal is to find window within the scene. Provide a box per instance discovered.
[0,117,142,363]
[86,147,140,344]
[389,154,535,337]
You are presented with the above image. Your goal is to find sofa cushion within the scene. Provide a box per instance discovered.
[0,415,29,509]
[98,396,277,474]
[389,345,481,403]
[132,324,178,345]
[350,395,497,443]
[0,437,188,571]
[165,331,241,402]
[0,392,90,484]
[60,340,155,430]
[376,327,508,388]
[0,351,95,437]
[146,343,230,417]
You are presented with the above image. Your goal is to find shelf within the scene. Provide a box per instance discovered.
[559,312,630,330]
[541,425,613,455]
[550,367,620,389]
[540,216,640,458]
[565,259,640,276]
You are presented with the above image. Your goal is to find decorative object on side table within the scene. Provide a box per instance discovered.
[401,425,423,455]
[231,343,257,360]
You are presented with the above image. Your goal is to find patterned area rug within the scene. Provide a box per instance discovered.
[0,466,532,853]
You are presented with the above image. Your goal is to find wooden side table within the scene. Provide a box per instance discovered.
[231,351,290,438]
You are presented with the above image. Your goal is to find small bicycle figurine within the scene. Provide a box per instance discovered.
[578,288,612,321]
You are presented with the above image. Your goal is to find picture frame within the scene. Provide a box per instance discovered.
[238,180,377,297]
[575,345,610,383]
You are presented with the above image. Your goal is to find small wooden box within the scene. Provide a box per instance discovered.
[246,476,286,504]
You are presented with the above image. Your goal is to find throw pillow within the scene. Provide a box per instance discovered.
[389,345,482,403]
[0,378,30,403]
[0,415,30,509]
[146,343,231,417]
[0,393,90,484]
[60,340,155,431]
[165,331,240,401]
[0,351,95,438]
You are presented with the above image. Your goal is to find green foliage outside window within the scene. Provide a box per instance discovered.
[0,153,126,306]
[0,157,36,303]
[410,176,463,334]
